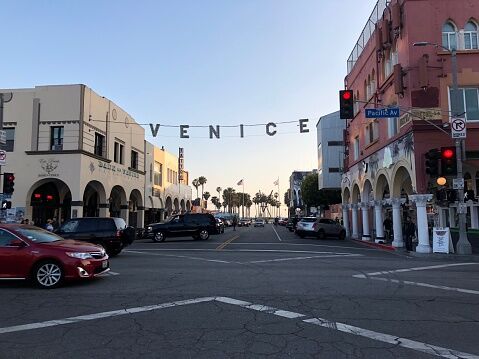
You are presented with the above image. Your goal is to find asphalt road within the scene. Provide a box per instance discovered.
[1,224,479,358]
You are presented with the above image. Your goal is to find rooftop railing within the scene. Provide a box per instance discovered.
[347,0,390,75]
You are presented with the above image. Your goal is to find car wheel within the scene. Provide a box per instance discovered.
[33,261,64,289]
[199,229,210,240]
[338,230,346,240]
[317,229,326,240]
[153,231,165,242]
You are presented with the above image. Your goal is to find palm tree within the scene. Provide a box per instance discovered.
[246,199,253,217]
[211,196,221,211]
[216,186,222,202]
[192,179,200,200]
[198,176,207,200]
[223,187,235,213]
[203,191,211,209]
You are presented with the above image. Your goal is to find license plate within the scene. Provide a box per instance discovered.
[102,260,108,269]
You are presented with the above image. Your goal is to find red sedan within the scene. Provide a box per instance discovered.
[0,224,110,288]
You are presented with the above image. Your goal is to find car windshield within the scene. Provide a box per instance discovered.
[17,227,63,243]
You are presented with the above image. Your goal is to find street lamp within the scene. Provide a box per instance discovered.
[413,41,471,254]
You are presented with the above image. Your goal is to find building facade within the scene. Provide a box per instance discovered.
[288,170,315,216]
[341,0,479,252]
[1,84,191,228]
[316,111,345,190]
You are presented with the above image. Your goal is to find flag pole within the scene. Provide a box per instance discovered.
[242,181,245,219]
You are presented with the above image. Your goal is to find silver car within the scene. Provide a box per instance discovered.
[296,218,346,240]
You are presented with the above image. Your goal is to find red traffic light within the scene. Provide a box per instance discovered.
[34,193,42,199]
[342,91,352,100]
[46,195,54,201]
[442,148,454,159]
[6,174,14,181]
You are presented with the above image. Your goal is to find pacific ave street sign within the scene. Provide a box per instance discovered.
[365,108,400,118]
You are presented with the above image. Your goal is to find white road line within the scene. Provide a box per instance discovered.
[0,297,215,335]
[271,225,282,241]
[97,271,120,277]
[303,317,478,359]
[127,248,358,255]
[125,250,234,264]
[367,277,479,295]
[360,262,478,277]
[249,254,362,264]
[0,296,476,358]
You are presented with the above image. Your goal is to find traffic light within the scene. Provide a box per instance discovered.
[339,90,354,119]
[424,149,440,176]
[440,147,457,176]
[1,200,11,210]
[3,173,14,195]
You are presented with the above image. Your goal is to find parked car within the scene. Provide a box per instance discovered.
[0,224,109,288]
[215,218,225,234]
[56,217,135,256]
[295,217,318,238]
[254,219,265,227]
[313,218,347,240]
[146,213,217,242]
[278,218,288,226]
[286,217,301,232]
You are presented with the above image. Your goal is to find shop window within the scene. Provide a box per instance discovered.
[114,142,124,164]
[131,150,138,170]
[4,128,15,152]
[449,87,479,121]
[154,161,162,186]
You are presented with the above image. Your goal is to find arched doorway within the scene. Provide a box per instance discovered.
[165,196,172,218]
[109,185,127,219]
[186,200,191,212]
[173,198,179,213]
[180,199,185,213]
[129,189,143,227]
[83,181,107,217]
[28,179,72,228]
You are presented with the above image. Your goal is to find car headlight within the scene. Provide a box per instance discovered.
[66,252,93,259]
[147,226,152,231]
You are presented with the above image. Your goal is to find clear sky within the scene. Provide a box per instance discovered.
[3,0,377,215]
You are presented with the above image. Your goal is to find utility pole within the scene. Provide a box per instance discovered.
[0,93,13,195]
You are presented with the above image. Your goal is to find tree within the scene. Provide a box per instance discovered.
[198,176,207,200]
[216,187,222,203]
[192,179,200,200]
[300,173,341,212]
[203,191,211,208]
[211,196,221,211]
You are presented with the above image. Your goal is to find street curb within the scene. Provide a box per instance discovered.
[406,251,479,262]
[350,239,396,251]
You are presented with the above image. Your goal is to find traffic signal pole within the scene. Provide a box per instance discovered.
[450,49,472,254]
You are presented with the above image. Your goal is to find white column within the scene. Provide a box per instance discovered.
[410,194,433,253]
[374,200,385,242]
[390,198,405,248]
[342,204,350,238]
[351,204,359,239]
[471,205,479,229]
[360,202,371,241]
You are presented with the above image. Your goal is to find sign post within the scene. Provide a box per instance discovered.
[451,118,466,139]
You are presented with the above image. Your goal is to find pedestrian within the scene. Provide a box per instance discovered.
[404,217,416,251]
[45,219,54,232]
[52,217,58,230]
[232,215,238,231]
[383,215,392,241]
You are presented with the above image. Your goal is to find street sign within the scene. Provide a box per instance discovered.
[0,130,6,145]
[451,118,466,139]
[453,178,464,189]
[365,108,400,118]
[0,150,6,166]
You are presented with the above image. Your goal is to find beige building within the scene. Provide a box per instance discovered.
[144,142,192,224]
[1,84,147,227]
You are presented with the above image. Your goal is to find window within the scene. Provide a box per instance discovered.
[442,22,457,50]
[449,87,479,121]
[4,128,15,152]
[94,133,104,157]
[50,126,63,150]
[388,117,399,137]
[114,142,124,164]
[328,141,344,146]
[0,229,18,246]
[353,136,360,160]
[329,168,341,173]
[154,161,162,186]
[131,150,138,169]
[464,21,478,50]
[365,122,379,144]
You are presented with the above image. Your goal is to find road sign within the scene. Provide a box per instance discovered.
[453,178,464,189]
[0,130,6,145]
[451,118,466,139]
[365,108,400,118]
[0,150,6,166]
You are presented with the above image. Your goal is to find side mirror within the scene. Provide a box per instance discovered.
[10,239,26,248]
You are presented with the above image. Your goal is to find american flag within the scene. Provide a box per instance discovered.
[273,178,279,186]
[237,179,243,186]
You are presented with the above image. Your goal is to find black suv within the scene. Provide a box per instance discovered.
[146,213,217,242]
[56,217,135,256]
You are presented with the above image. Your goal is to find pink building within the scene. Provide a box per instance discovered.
[341,0,479,252]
